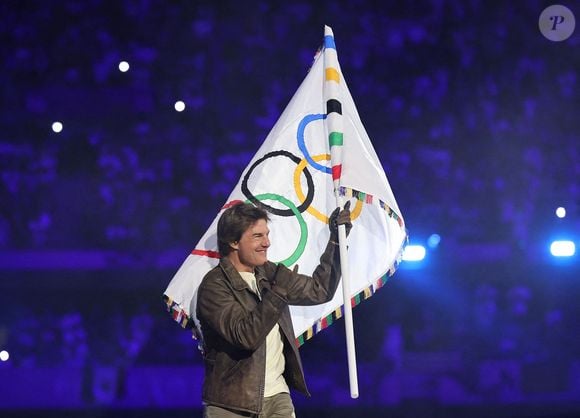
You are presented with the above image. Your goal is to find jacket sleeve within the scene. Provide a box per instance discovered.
[196,273,288,352]
[275,239,342,306]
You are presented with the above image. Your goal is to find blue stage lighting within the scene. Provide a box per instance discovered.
[427,234,441,249]
[550,240,576,257]
[402,245,426,262]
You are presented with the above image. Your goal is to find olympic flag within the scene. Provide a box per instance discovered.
[164,26,407,354]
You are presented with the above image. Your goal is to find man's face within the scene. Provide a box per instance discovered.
[230,219,270,272]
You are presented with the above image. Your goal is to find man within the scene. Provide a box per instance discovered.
[195,201,352,417]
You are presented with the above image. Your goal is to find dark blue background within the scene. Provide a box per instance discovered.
[1,1,579,417]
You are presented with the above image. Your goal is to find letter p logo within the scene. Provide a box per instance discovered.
[539,5,576,41]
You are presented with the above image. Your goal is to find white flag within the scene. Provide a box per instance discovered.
[164,25,407,345]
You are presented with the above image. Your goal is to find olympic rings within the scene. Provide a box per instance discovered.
[241,150,314,217]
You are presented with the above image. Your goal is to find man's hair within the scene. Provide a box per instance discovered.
[217,202,270,257]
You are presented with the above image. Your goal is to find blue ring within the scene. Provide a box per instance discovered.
[297,114,331,174]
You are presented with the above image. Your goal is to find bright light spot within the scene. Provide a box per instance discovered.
[118,61,130,72]
[402,245,426,262]
[550,240,576,257]
[0,350,9,361]
[174,100,186,112]
[556,207,566,218]
[427,233,441,249]
[51,121,63,133]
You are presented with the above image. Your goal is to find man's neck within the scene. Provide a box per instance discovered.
[226,252,254,273]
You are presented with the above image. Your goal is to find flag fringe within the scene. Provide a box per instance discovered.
[163,295,194,329]
[338,186,405,228]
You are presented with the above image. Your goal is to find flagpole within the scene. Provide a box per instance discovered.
[336,204,359,399]
[323,23,359,399]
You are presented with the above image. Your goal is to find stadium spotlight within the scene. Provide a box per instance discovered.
[402,244,426,262]
[174,100,186,112]
[51,121,63,133]
[118,61,130,72]
[550,240,576,257]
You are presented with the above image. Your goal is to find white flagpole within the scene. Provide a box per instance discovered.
[324,23,359,398]
[336,199,359,399]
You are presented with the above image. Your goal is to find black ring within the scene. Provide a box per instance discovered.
[241,150,315,217]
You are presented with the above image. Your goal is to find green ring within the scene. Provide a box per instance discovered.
[247,193,308,267]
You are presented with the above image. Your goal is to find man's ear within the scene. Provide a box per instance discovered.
[229,241,239,251]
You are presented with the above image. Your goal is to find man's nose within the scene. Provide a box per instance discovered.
[262,236,270,247]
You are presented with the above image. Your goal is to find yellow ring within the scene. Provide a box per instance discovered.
[293,154,363,223]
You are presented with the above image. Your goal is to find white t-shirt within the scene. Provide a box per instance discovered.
[239,271,289,397]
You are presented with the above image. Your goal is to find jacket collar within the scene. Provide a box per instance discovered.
[219,256,268,291]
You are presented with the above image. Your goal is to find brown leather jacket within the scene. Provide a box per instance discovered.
[196,240,341,414]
